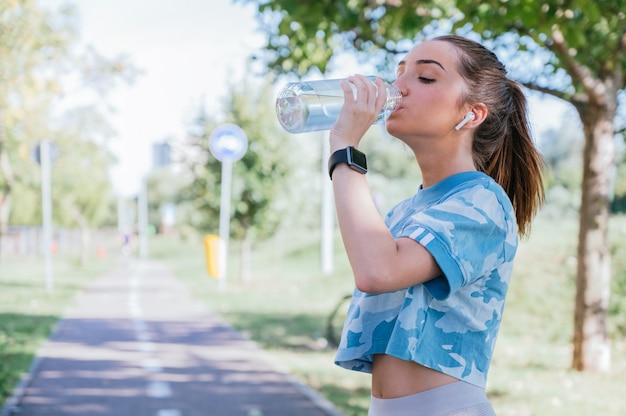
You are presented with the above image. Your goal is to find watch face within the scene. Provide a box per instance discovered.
[348,147,367,173]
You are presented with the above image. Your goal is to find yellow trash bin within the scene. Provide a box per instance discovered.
[203,234,223,279]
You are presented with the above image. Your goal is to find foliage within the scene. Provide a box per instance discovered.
[245,1,625,90]
[1,0,69,229]
[359,126,420,179]
[244,0,625,130]
[0,1,137,231]
[539,114,584,189]
[146,164,191,231]
[176,75,303,241]
[176,104,222,235]
[612,150,626,213]
[245,0,451,77]
[608,217,626,335]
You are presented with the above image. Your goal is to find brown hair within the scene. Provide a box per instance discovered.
[434,35,545,237]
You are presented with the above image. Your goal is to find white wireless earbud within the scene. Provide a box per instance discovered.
[454,112,475,131]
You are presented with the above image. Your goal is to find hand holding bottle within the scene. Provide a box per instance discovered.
[330,75,390,149]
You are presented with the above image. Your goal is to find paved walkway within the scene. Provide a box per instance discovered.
[1,260,343,416]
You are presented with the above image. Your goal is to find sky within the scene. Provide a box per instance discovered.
[44,0,568,196]
[45,0,266,196]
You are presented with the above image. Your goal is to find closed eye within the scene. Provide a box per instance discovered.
[419,77,435,83]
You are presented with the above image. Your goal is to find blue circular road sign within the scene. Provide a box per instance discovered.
[209,124,248,162]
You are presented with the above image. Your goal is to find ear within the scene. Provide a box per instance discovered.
[468,103,488,128]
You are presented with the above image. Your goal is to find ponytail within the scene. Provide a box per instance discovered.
[485,79,545,237]
[434,35,545,237]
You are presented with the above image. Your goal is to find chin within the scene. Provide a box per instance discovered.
[385,119,401,137]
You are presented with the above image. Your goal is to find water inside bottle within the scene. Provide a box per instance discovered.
[277,92,344,133]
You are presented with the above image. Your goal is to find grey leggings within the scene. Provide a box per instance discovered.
[368,381,496,416]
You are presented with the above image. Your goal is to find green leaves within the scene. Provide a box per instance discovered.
[177,75,301,241]
[245,0,625,96]
[1,1,136,227]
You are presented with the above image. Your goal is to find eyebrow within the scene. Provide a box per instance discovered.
[398,59,446,72]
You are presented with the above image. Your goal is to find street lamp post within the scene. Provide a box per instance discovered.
[208,124,248,288]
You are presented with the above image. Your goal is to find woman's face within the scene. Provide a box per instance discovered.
[386,40,468,142]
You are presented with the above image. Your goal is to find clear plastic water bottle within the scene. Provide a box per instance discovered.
[276,76,402,134]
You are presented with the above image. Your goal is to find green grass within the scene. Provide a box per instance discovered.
[1,216,625,415]
[150,215,626,416]
[0,252,117,405]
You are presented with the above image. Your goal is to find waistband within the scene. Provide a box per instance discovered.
[368,381,495,416]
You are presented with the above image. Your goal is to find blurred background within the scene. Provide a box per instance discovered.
[1,1,625,415]
[0,0,599,258]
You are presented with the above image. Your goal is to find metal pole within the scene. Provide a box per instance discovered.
[218,160,233,288]
[138,177,149,258]
[40,140,54,292]
[321,133,334,274]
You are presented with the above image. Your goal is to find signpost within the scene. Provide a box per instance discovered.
[33,140,59,292]
[208,124,248,287]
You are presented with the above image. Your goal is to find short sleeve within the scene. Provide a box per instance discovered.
[400,185,514,300]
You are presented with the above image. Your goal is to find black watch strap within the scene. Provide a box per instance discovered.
[328,146,368,180]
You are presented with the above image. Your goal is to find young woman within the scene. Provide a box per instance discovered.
[328,35,545,415]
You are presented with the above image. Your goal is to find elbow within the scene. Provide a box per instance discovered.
[354,270,389,294]
[355,279,378,294]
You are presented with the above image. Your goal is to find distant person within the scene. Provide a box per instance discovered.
[329,35,544,415]
[121,232,132,257]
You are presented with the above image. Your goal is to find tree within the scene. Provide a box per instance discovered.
[244,0,626,372]
[146,161,190,233]
[50,108,119,265]
[0,0,137,259]
[0,0,71,241]
[178,75,301,281]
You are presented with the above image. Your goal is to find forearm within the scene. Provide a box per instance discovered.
[331,164,404,293]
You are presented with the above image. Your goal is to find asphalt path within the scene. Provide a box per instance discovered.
[1,260,344,416]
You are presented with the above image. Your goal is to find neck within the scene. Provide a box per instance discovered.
[411,135,476,188]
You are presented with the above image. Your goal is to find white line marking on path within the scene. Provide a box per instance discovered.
[142,358,163,373]
[136,332,152,342]
[156,410,182,416]
[133,319,148,333]
[146,381,172,398]
[140,342,156,353]
[130,265,181,415]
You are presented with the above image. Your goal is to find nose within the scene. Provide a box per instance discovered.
[392,78,407,97]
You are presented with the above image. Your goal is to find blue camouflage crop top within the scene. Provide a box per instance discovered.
[334,171,518,388]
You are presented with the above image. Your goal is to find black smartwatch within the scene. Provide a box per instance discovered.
[328,146,367,180]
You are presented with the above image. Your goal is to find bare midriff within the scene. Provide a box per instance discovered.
[371,354,459,399]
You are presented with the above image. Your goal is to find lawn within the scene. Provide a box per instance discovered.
[1,215,625,415]
[150,214,626,416]
[0,249,118,405]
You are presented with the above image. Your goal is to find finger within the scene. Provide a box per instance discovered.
[375,77,387,109]
[356,75,377,102]
[339,79,354,102]
[348,75,377,113]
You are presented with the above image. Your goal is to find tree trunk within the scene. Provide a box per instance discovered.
[240,237,251,284]
[62,199,91,267]
[80,226,91,267]
[0,190,12,258]
[0,104,16,255]
[572,100,616,372]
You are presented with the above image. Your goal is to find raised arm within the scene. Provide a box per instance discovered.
[329,75,441,294]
